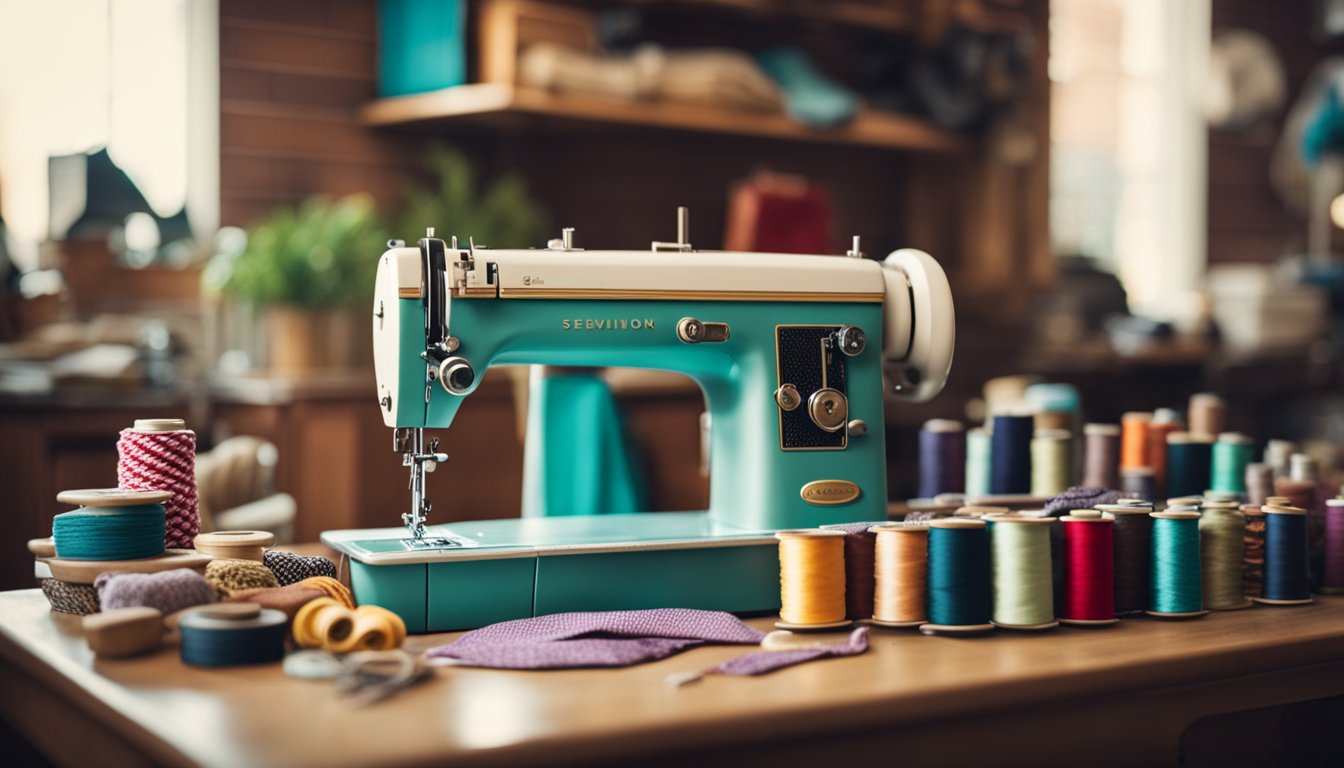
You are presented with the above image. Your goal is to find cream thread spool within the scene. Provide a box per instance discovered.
[193,531,275,563]
[870,523,928,628]
[1030,429,1072,497]
[775,530,851,631]
[989,516,1058,631]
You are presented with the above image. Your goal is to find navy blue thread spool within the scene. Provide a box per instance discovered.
[179,604,287,667]
[989,413,1033,495]
[1254,505,1314,606]
[1165,433,1213,499]
[919,419,966,498]
[921,518,994,636]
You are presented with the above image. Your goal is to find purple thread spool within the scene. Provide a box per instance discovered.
[919,419,966,498]
[1323,499,1344,594]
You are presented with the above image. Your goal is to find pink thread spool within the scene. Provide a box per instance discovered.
[117,419,200,550]
[1322,499,1344,594]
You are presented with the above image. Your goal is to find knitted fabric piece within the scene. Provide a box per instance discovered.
[227,585,327,621]
[40,578,100,615]
[117,428,200,549]
[264,550,337,586]
[96,568,216,615]
[294,576,355,609]
[713,626,869,676]
[205,558,279,599]
[427,609,766,669]
[1044,487,1124,517]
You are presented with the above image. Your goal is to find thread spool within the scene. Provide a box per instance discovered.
[51,488,171,562]
[1058,510,1118,625]
[1240,503,1267,599]
[1148,510,1208,619]
[1245,463,1274,506]
[921,519,994,636]
[1121,412,1152,470]
[1210,433,1254,494]
[989,516,1057,630]
[1320,498,1344,594]
[919,420,966,498]
[1264,440,1296,477]
[1166,495,1205,509]
[1098,504,1151,617]
[1082,424,1120,489]
[1188,393,1225,439]
[775,530,851,631]
[989,413,1034,495]
[178,603,287,667]
[117,419,200,550]
[1289,453,1318,483]
[1121,467,1157,500]
[193,531,274,562]
[1255,506,1313,605]
[965,427,993,499]
[1204,490,1240,504]
[870,523,928,627]
[1030,429,1071,497]
[1166,433,1213,499]
[821,522,879,620]
[1199,502,1250,610]
[1147,411,1182,496]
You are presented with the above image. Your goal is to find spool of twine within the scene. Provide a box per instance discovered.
[1264,440,1296,478]
[871,524,928,627]
[205,558,280,599]
[1060,510,1117,625]
[1099,504,1152,617]
[922,519,993,635]
[965,427,992,499]
[1211,433,1254,494]
[178,604,287,667]
[1030,429,1071,497]
[1121,412,1153,470]
[1245,463,1274,507]
[775,530,848,628]
[1148,510,1206,618]
[821,522,880,620]
[1121,467,1157,501]
[1188,393,1226,439]
[989,414,1034,495]
[919,420,966,498]
[117,420,200,550]
[989,517,1056,630]
[1257,506,1313,605]
[1083,424,1121,489]
[52,505,166,561]
[1241,503,1267,598]
[1199,503,1249,609]
[1323,499,1344,593]
[1166,433,1213,499]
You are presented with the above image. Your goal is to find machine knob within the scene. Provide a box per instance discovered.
[836,325,867,357]
[438,356,476,395]
[677,317,704,343]
[775,383,802,411]
[847,419,867,436]
[808,388,848,432]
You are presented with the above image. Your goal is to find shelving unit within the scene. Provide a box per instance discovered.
[359,83,969,153]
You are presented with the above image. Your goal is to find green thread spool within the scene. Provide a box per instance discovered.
[1030,429,1071,498]
[989,516,1057,630]
[1148,510,1208,619]
[1198,502,1250,610]
[52,505,166,561]
[921,519,994,636]
[965,427,992,499]
[1210,433,1254,494]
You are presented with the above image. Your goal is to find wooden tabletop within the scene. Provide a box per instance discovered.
[4,589,1344,767]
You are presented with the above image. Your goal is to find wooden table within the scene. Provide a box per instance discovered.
[3,589,1344,767]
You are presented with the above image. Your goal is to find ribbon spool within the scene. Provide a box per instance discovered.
[193,531,275,562]
[989,413,1034,495]
[1030,429,1071,498]
[1210,433,1254,494]
[178,603,287,667]
[870,523,928,628]
[1322,499,1344,594]
[774,530,851,631]
[964,427,992,499]
[921,519,994,636]
[989,516,1057,630]
[1198,501,1251,610]
[1166,433,1214,500]
[293,597,407,652]
[1098,504,1152,617]
[1254,506,1314,606]
[1082,423,1121,490]
[51,489,170,561]
[1060,510,1118,626]
[1148,509,1208,619]
[919,420,965,498]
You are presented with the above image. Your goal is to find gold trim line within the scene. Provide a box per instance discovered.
[398,287,421,298]
[496,287,884,303]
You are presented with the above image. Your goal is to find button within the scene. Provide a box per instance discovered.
[847,419,867,436]
[808,388,848,432]
[775,384,801,411]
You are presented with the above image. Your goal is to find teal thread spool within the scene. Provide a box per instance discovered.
[921,519,994,636]
[965,427,992,499]
[1166,433,1214,499]
[52,506,166,561]
[1148,509,1208,619]
[989,516,1057,630]
[1210,433,1254,494]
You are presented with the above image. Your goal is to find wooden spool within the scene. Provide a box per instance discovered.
[84,607,164,658]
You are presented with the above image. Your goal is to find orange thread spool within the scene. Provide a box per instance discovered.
[1121,412,1153,470]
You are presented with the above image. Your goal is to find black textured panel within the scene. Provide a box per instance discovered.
[777,326,846,450]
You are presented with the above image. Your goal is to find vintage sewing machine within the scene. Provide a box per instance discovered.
[322,210,954,631]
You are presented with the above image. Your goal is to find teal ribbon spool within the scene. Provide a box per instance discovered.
[1149,512,1204,616]
[926,520,992,629]
[1210,435,1253,494]
[52,504,165,561]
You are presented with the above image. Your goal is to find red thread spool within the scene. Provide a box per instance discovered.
[1060,510,1118,625]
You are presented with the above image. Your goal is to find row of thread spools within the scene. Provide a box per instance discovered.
[30,418,414,682]
[777,494,1343,634]
[919,390,1331,504]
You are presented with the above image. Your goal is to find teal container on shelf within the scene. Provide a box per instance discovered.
[378,0,467,97]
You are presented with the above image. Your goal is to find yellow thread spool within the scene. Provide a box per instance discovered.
[293,597,342,648]
[870,523,928,627]
[775,530,850,631]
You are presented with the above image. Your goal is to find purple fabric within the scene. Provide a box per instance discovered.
[713,627,869,676]
[427,609,766,669]
[1044,487,1124,516]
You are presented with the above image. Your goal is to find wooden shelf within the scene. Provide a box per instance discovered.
[359,83,969,153]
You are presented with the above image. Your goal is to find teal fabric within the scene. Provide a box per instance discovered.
[522,372,647,517]
[755,47,858,128]
[378,0,467,97]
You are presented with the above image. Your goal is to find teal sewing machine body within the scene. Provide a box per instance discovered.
[322,220,954,631]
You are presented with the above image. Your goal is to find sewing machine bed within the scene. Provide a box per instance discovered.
[322,513,781,632]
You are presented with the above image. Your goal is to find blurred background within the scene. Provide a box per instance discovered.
[3,0,1344,589]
